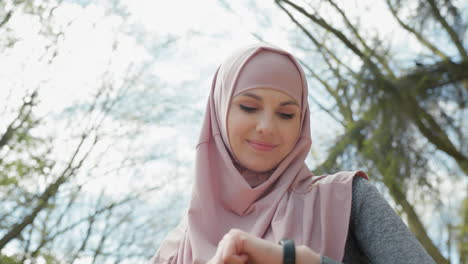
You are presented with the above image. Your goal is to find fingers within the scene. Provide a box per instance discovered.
[209,229,248,264]
[221,230,241,260]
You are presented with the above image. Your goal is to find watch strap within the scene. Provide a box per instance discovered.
[279,239,295,264]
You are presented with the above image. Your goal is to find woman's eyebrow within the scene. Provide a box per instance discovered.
[280,100,299,107]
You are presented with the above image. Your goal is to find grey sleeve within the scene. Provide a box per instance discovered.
[321,177,436,264]
[320,255,342,264]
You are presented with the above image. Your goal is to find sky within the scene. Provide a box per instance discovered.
[2,0,467,218]
[1,0,467,262]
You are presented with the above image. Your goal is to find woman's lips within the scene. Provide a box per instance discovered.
[247,140,277,152]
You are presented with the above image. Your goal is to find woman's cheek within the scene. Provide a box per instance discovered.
[284,123,300,148]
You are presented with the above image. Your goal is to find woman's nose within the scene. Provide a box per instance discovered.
[256,114,274,135]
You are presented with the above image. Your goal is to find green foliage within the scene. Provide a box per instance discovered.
[41,252,61,264]
[457,197,468,263]
[0,254,21,264]
[0,252,61,264]
[275,0,467,262]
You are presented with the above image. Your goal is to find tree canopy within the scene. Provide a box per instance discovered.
[272,0,467,263]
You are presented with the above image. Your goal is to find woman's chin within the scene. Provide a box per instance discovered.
[242,161,276,173]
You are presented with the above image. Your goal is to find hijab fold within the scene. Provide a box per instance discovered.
[152,44,368,264]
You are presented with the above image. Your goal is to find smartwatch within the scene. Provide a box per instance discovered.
[279,239,295,264]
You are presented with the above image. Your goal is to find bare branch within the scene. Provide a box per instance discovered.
[0,91,38,152]
[388,181,449,264]
[0,131,96,250]
[276,2,358,77]
[426,0,467,59]
[325,0,396,79]
[277,0,385,79]
[386,0,451,62]
[0,10,12,28]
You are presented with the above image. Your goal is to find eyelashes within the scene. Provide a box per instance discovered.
[278,113,295,119]
[239,104,295,120]
[240,104,257,112]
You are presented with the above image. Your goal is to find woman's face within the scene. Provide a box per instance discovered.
[227,88,301,172]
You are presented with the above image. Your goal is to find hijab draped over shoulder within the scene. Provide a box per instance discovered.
[152,44,367,264]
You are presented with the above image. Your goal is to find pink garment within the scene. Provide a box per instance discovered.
[152,44,368,264]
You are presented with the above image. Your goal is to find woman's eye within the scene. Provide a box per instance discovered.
[240,104,257,113]
[278,113,295,119]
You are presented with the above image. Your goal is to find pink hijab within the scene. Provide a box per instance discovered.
[152,44,367,263]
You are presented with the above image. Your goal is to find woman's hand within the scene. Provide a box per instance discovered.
[207,229,281,264]
[207,229,320,264]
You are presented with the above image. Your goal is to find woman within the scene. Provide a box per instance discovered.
[152,44,435,264]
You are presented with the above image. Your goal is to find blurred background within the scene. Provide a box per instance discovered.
[0,0,466,263]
